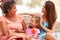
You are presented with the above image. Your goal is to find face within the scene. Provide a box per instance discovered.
[29,18,37,28]
[8,4,17,15]
[41,6,46,14]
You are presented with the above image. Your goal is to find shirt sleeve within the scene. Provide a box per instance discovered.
[26,28,31,35]
[26,28,29,34]
[35,28,40,35]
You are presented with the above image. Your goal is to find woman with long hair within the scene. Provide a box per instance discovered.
[40,1,57,40]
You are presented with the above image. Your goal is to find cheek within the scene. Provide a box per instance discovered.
[29,22,35,26]
[13,9,16,12]
[11,8,16,12]
[11,9,16,14]
[42,7,46,13]
[32,23,36,26]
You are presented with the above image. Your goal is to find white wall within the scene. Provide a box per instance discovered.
[0,8,2,16]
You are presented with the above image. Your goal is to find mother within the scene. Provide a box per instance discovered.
[40,1,57,40]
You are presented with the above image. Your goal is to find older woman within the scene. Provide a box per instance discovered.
[0,0,26,40]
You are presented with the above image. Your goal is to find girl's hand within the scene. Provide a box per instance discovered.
[30,38,35,40]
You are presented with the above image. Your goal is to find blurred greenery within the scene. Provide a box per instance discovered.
[15,0,22,5]
[27,0,41,8]
[15,0,41,8]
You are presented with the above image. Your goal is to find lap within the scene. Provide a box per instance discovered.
[9,33,27,40]
[46,32,56,38]
[45,32,57,40]
[40,32,57,40]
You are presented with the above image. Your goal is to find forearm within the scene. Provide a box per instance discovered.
[27,34,38,39]
[1,21,9,36]
[41,25,54,33]
[22,20,26,32]
[19,13,34,16]
[33,34,38,39]
[17,30,26,33]
[40,18,54,33]
[9,30,27,38]
[3,29,9,35]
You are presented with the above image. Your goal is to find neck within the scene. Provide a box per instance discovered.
[43,14,47,19]
[32,26,36,28]
[42,14,48,22]
[6,13,16,18]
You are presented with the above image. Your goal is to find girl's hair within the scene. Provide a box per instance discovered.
[29,16,41,30]
[1,0,16,15]
[45,1,57,29]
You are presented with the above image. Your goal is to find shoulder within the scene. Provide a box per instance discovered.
[26,28,31,32]
[0,16,6,22]
[16,14,24,20]
[36,28,40,31]
[26,28,31,30]
[35,28,40,34]
[16,14,23,18]
[0,16,6,25]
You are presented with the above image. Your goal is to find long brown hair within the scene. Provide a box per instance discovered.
[45,1,57,29]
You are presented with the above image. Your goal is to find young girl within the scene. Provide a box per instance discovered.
[26,17,40,40]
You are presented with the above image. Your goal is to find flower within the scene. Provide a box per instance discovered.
[31,29,35,34]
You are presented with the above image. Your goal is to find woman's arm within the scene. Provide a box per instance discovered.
[17,20,26,33]
[19,13,41,17]
[0,21,9,36]
[16,15,26,33]
[8,32,27,40]
[19,13,34,17]
[21,20,26,32]
[40,18,56,33]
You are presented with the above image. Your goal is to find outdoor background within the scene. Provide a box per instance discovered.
[12,0,60,40]
[0,0,60,40]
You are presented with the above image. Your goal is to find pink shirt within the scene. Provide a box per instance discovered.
[26,28,40,40]
[0,15,24,40]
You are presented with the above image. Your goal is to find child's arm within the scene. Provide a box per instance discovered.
[32,33,39,39]
[26,34,38,40]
